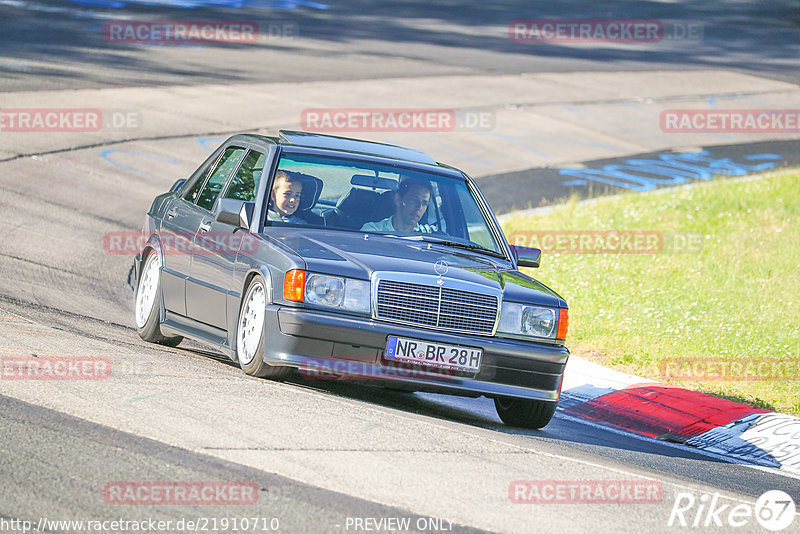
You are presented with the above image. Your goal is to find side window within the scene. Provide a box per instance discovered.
[182,169,206,203]
[196,147,245,211]
[224,150,265,202]
[182,150,221,203]
[455,185,497,250]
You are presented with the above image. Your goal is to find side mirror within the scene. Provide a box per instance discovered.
[215,198,255,230]
[170,179,186,193]
[510,245,541,268]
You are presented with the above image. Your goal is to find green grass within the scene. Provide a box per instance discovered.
[502,169,800,416]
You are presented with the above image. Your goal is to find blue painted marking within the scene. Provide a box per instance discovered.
[744,153,782,161]
[559,150,783,191]
[69,0,126,7]
[67,0,327,8]
[559,168,655,192]
[101,149,182,176]
[199,137,224,152]
[562,180,588,186]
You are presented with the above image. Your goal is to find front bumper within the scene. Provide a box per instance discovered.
[264,306,569,402]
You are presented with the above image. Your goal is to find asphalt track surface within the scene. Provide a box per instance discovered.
[1,1,800,533]
[1,0,799,91]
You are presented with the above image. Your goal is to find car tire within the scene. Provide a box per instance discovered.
[236,277,293,380]
[494,397,557,429]
[134,251,183,347]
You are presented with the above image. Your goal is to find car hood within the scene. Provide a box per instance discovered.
[262,228,566,308]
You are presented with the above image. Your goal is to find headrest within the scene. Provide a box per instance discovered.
[374,190,396,220]
[336,187,381,213]
[281,171,323,211]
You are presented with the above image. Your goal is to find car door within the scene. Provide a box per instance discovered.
[184,146,250,329]
[159,155,221,317]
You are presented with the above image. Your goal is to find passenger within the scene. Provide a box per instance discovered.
[267,171,307,224]
[361,179,436,233]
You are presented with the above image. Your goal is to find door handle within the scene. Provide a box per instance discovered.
[166,207,177,219]
[198,221,212,234]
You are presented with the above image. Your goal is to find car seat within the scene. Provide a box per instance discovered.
[284,171,324,225]
[324,188,396,229]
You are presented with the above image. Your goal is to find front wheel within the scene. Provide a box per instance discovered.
[236,277,292,380]
[134,251,183,347]
[494,397,557,429]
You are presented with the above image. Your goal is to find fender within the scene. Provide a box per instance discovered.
[226,266,274,361]
[138,234,168,323]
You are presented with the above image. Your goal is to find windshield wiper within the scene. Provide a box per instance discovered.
[396,235,506,259]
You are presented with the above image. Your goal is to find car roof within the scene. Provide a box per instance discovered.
[278,130,438,165]
[226,131,438,166]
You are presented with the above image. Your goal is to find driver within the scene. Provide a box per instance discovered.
[361,179,436,233]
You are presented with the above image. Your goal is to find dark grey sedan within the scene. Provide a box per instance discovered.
[133,131,569,428]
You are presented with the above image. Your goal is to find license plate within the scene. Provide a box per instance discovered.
[385,336,482,373]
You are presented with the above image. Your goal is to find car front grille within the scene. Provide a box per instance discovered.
[376,279,498,335]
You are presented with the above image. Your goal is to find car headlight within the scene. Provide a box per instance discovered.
[498,302,559,340]
[306,274,345,307]
[293,272,371,314]
[342,278,371,314]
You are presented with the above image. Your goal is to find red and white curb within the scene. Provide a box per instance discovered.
[560,355,800,474]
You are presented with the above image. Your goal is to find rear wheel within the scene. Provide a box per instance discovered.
[134,251,183,347]
[494,397,557,429]
[236,277,292,380]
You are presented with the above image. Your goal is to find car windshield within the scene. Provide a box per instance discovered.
[265,152,504,255]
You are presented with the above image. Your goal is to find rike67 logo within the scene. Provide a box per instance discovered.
[668,490,796,531]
